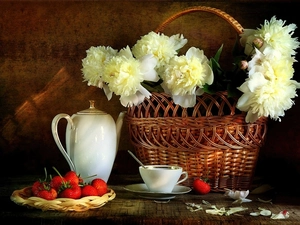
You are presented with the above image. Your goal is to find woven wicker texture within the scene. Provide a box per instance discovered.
[126,6,268,191]
[11,187,116,212]
[155,6,243,34]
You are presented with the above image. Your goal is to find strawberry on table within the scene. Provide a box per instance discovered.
[193,178,211,195]
[91,178,108,196]
[81,185,98,197]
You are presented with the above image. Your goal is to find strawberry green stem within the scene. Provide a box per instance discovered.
[52,166,63,178]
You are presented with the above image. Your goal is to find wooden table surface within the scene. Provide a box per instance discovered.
[1,174,300,225]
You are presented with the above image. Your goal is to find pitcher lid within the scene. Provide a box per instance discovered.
[77,100,107,115]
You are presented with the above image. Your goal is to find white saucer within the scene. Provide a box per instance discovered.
[124,183,191,200]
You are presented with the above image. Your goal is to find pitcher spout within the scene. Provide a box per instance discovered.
[116,111,126,149]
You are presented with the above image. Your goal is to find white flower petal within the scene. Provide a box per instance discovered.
[139,54,159,82]
[186,47,201,58]
[203,64,214,85]
[247,73,266,92]
[120,95,137,107]
[271,210,289,219]
[172,94,196,108]
[119,85,151,107]
[246,110,260,123]
[118,45,133,58]
[260,210,272,216]
[236,93,252,110]
[103,84,113,101]
[250,212,261,217]
[137,84,152,99]
[170,34,188,50]
[195,88,204,96]
[225,207,248,216]
[224,189,251,202]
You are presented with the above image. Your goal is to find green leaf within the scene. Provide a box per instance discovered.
[141,80,164,93]
[214,44,224,63]
[210,57,220,70]
[202,83,216,94]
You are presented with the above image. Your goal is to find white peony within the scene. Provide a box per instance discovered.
[240,16,300,58]
[81,46,117,88]
[237,72,300,123]
[237,46,300,122]
[132,31,187,73]
[248,48,295,81]
[160,47,213,107]
[102,46,158,107]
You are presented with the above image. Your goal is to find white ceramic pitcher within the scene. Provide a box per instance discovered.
[51,100,125,182]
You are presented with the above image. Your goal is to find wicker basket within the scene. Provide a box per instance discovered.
[11,187,116,212]
[126,6,268,192]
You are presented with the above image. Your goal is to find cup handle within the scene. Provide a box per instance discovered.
[176,171,188,185]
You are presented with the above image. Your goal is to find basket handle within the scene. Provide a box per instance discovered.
[155,6,243,35]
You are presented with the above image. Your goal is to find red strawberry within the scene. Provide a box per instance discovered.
[58,182,81,199]
[50,175,66,191]
[193,178,211,195]
[91,178,107,196]
[64,171,80,185]
[32,181,57,200]
[32,181,43,196]
[36,188,57,200]
[32,168,49,196]
[51,167,82,199]
[81,185,98,197]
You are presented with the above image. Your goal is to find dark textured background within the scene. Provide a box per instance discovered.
[0,0,299,192]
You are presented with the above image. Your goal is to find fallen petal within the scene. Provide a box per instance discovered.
[260,210,272,216]
[185,202,202,212]
[271,210,289,219]
[225,206,248,216]
[243,198,252,202]
[224,189,252,203]
[206,207,226,216]
[250,212,260,216]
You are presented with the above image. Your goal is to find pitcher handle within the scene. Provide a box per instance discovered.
[177,171,188,185]
[51,113,76,171]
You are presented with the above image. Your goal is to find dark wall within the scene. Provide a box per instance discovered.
[1,1,299,191]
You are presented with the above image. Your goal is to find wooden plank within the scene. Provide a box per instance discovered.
[2,174,300,224]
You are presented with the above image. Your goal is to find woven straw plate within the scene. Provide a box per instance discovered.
[10,186,116,212]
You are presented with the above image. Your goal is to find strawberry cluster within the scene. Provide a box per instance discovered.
[32,169,108,200]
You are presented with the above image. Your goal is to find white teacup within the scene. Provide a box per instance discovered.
[139,165,188,193]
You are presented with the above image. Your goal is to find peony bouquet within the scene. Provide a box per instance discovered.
[82,16,299,123]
